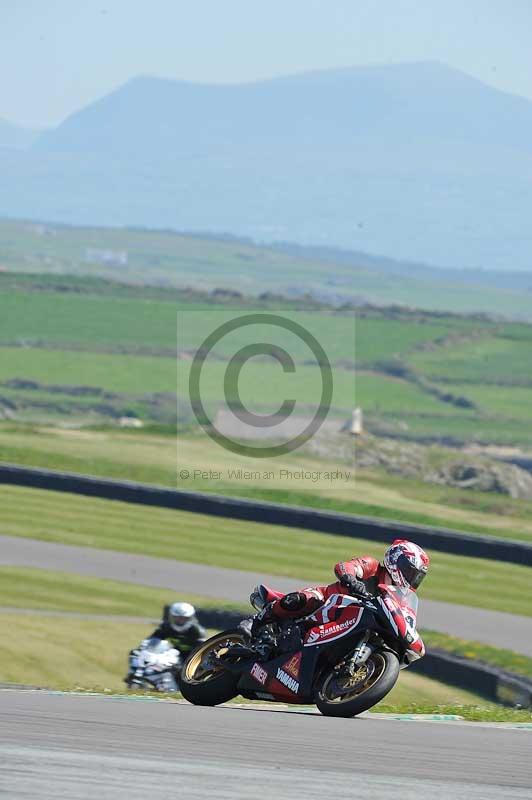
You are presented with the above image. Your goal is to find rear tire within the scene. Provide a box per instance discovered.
[315,650,400,718]
[180,630,243,706]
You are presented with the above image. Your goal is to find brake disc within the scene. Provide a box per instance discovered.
[330,660,376,698]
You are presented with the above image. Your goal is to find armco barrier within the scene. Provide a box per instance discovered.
[197,607,532,708]
[410,648,532,708]
[1,463,532,566]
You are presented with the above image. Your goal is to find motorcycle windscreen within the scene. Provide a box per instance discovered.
[142,638,174,654]
[383,586,418,622]
[380,585,419,639]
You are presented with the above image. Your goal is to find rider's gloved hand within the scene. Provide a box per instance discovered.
[339,574,370,598]
[250,602,275,635]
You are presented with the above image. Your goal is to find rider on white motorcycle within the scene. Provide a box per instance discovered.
[126,601,206,685]
[147,601,206,654]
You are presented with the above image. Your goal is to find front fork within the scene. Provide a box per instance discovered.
[338,630,374,677]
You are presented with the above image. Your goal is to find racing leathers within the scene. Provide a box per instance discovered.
[148,605,206,655]
[255,556,425,662]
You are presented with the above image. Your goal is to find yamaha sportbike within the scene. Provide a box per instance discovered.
[180,584,422,717]
[125,638,182,692]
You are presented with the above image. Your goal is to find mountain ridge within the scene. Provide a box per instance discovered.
[0,118,40,150]
[34,60,532,156]
[1,61,531,271]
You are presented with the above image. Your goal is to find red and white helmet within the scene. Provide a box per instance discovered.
[383,539,430,591]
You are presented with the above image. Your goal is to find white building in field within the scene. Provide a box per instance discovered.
[85,248,128,266]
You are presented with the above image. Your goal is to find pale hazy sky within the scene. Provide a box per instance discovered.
[3,0,532,128]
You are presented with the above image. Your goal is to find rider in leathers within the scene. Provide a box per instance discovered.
[148,603,206,655]
[126,602,206,686]
[242,540,429,663]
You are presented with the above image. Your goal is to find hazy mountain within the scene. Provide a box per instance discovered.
[1,62,532,271]
[35,61,532,156]
[0,118,39,149]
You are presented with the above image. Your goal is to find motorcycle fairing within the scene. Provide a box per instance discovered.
[375,584,424,663]
[236,596,374,702]
[303,594,365,647]
[127,638,181,692]
[377,585,417,641]
[237,646,321,702]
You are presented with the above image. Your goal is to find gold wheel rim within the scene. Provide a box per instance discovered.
[184,633,244,685]
[320,653,387,705]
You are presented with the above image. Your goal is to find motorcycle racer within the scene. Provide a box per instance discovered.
[239,539,429,662]
[147,601,206,654]
[125,602,206,687]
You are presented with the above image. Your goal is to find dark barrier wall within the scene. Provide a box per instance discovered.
[410,648,532,708]
[1,463,532,566]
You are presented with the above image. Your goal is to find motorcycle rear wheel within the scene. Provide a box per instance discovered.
[180,630,244,706]
[315,650,400,718]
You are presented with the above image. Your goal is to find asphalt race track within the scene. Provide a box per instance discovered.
[0,691,530,799]
[1,535,531,656]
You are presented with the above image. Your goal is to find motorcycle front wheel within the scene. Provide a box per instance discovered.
[180,630,244,706]
[315,650,400,718]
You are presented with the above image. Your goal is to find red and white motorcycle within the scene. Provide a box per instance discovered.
[181,583,423,717]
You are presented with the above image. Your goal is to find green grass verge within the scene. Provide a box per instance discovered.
[0,566,246,616]
[374,704,532,723]
[422,630,532,680]
[0,611,487,705]
[0,614,151,691]
[3,425,532,544]
[1,485,531,617]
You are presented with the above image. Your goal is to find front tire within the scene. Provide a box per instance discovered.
[315,650,400,718]
[180,630,243,706]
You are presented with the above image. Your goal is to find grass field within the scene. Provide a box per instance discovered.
[0,345,477,423]
[0,612,489,705]
[3,217,532,319]
[2,272,532,446]
[442,383,532,420]
[1,485,531,616]
[409,337,532,386]
[0,285,460,362]
[0,614,149,691]
[0,566,245,616]
[3,424,532,544]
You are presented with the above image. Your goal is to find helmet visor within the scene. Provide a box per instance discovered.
[397,554,427,590]
[170,615,188,627]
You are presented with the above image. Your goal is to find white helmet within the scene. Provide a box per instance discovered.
[168,602,196,633]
